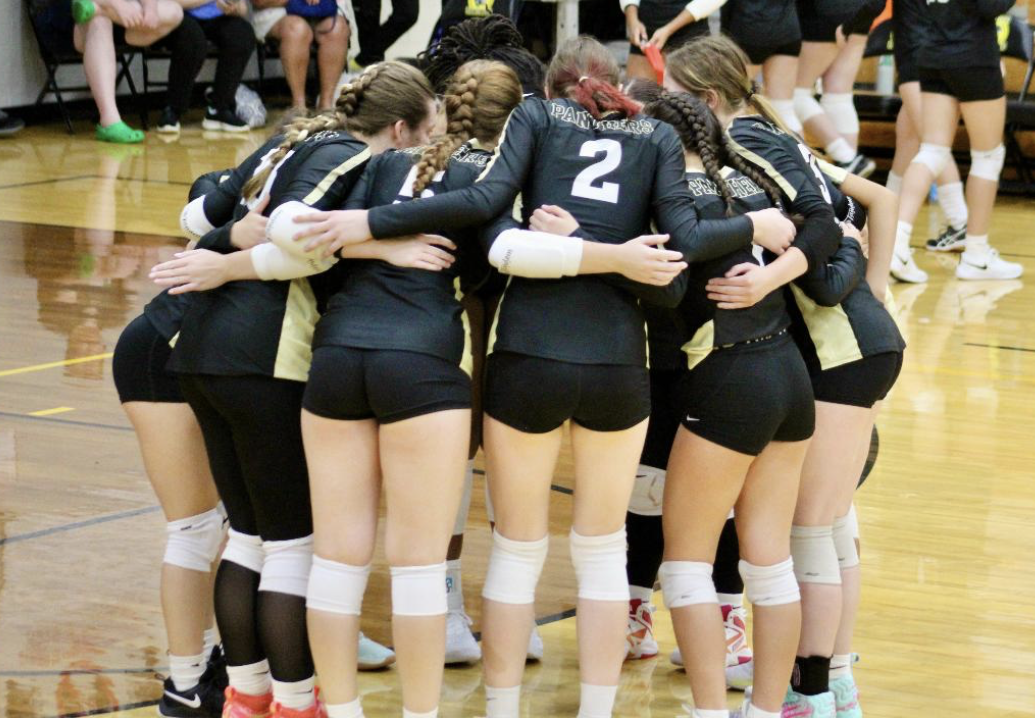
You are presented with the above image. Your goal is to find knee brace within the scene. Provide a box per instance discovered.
[570,529,629,601]
[306,556,370,615]
[910,143,952,177]
[846,503,859,540]
[820,93,859,136]
[832,514,860,570]
[259,535,313,598]
[793,87,824,124]
[790,525,842,585]
[222,529,265,573]
[658,561,717,608]
[740,558,800,606]
[481,532,549,604]
[628,465,665,517]
[180,196,216,242]
[453,460,475,536]
[391,563,448,616]
[770,98,804,135]
[164,507,227,572]
[969,144,1005,182]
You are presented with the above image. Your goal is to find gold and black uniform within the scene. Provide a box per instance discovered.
[721,0,802,64]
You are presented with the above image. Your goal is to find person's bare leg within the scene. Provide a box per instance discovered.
[958,96,1007,238]
[270,15,314,110]
[763,54,802,134]
[821,34,867,149]
[795,41,842,150]
[898,92,960,229]
[122,0,183,46]
[315,15,348,109]
[75,17,122,127]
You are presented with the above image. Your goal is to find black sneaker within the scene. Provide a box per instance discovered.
[157,676,224,718]
[836,153,876,178]
[202,107,249,133]
[926,224,967,252]
[157,107,180,134]
[199,644,228,693]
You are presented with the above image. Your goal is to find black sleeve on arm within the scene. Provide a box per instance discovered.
[194,223,236,254]
[793,236,865,307]
[366,102,542,238]
[977,0,1016,19]
[280,143,372,210]
[844,0,884,35]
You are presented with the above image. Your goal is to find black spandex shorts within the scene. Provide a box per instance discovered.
[303,346,471,424]
[485,351,651,434]
[811,351,903,408]
[113,314,183,403]
[640,368,684,470]
[919,65,1004,103]
[678,332,815,456]
[629,5,709,57]
[737,38,803,65]
[895,47,919,86]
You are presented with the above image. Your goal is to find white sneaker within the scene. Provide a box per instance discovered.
[723,605,753,691]
[890,248,929,283]
[527,625,544,662]
[357,632,395,670]
[625,599,659,660]
[956,248,1024,280]
[670,647,683,667]
[444,609,481,664]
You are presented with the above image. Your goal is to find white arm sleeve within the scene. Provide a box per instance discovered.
[180,196,216,242]
[251,242,338,281]
[266,200,326,261]
[685,0,726,20]
[620,0,640,10]
[488,229,584,279]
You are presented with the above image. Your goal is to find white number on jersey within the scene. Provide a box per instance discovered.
[797,143,833,206]
[394,165,443,203]
[571,139,622,204]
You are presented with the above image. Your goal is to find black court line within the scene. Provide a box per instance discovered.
[964,342,1035,354]
[49,699,159,718]
[0,175,96,191]
[0,505,160,547]
[0,668,162,678]
[0,410,133,433]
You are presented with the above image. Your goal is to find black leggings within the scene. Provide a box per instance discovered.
[354,0,419,64]
[160,15,256,114]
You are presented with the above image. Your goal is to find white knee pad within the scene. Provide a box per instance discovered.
[770,98,804,135]
[453,460,475,536]
[832,514,860,570]
[969,144,1005,182]
[846,503,859,540]
[164,507,227,572]
[740,558,800,606]
[628,465,665,517]
[222,529,265,573]
[391,563,448,616]
[306,556,370,615]
[820,93,859,136]
[570,529,630,601]
[790,525,842,585]
[180,196,216,242]
[481,532,549,605]
[658,561,717,608]
[793,87,824,124]
[259,535,313,598]
[910,143,952,177]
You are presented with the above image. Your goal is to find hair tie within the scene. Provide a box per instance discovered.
[578,75,590,84]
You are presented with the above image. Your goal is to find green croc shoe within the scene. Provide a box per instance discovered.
[96,120,144,144]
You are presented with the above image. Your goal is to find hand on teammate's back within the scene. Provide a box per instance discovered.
[613,234,687,286]
[231,195,270,250]
[294,210,373,257]
[747,208,796,255]
[530,205,580,236]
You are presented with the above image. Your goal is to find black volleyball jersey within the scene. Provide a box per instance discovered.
[365,97,756,366]
[843,0,885,35]
[796,0,866,26]
[916,0,1015,69]
[721,0,801,47]
[893,0,927,59]
[169,130,371,381]
[313,143,495,371]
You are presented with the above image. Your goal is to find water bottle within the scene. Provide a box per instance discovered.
[876,54,895,96]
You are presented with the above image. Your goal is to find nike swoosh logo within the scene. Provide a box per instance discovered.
[164,691,202,709]
[685,416,700,422]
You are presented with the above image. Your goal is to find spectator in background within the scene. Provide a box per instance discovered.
[352,0,418,68]
[156,0,256,134]
[250,0,351,111]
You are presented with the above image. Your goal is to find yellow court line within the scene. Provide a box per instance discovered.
[0,353,113,378]
[28,407,75,417]
[905,361,1035,387]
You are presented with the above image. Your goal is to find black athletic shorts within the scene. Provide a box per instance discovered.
[303,346,471,424]
[629,4,709,57]
[678,332,814,456]
[811,351,903,408]
[895,47,919,87]
[918,65,1005,103]
[485,351,651,434]
[641,368,684,470]
[113,314,183,404]
[737,38,802,66]
[797,0,853,44]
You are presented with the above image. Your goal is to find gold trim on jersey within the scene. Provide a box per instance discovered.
[168,331,179,348]
[455,277,474,377]
[817,158,848,185]
[476,107,517,183]
[486,275,513,356]
[681,320,715,371]
[725,135,798,202]
[303,147,372,205]
[273,278,319,382]
[789,285,863,371]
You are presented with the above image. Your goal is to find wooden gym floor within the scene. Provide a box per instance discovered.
[1,118,1034,718]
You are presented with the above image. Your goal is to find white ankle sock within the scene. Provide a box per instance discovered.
[964,234,989,256]
[403,709,438,718]
[485,685,520,718]
[327,698,364,718]
[577,683,617,718]
[829,653,852,680]
[446,559,464,612]
[169,652,206,692]
[203,628,218,659]
[886,170,902,194]
[745,703,780,718]
[226,659,271,696]
[826,137,856,163]
[716,592,742,608]
[937,181,968,229]
[630,585,653,603]
[272,675,316,710]
[693,709,729,718]
[895,221,914,255]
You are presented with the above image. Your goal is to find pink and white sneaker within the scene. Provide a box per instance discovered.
[625,598,659,660]
[724,604,754,690]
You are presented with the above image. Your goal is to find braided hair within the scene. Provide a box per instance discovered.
[412,60,522,195]
[242,61,434,200]
[419,15,546,97]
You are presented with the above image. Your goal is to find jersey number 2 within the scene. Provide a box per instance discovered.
[572,139,622,204]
